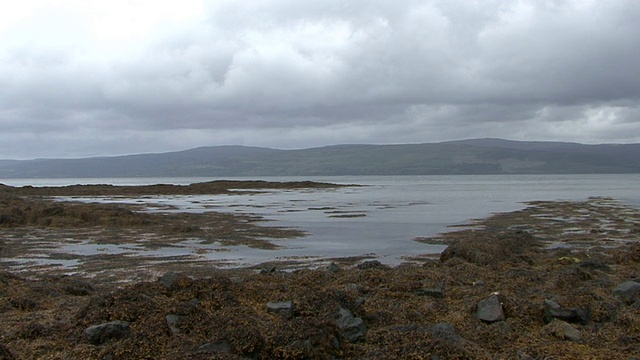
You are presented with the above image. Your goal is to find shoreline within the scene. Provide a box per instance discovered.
[1,182,640,358]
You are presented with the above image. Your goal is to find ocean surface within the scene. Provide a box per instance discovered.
[2,174,640,266]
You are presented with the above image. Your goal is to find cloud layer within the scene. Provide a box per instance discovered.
[1,0,639,159]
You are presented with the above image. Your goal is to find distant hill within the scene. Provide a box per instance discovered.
[1,138,640,178]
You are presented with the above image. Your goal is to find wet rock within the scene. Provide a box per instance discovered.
[544,319,581,342]
[336,307,367,342]
[267,301,295,317]
[157,272,189,290]
[578,259,610,271]
[543,299,590,325]
[165,314,182,335]
[612,281,640,303]
[475,294,505,323]
[197,340,231,354]
[357,260,383,270]
[84,321,131,345]
[259,266,277,274]
[327,262,341,273]
[414,288,444,298]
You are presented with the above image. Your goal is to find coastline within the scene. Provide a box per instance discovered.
[1,182,640,358]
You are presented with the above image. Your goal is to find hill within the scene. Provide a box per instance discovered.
[1,138,639,178]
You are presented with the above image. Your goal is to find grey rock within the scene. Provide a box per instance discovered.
[267,301,295,317]
[476,294,505,323]
[327,262,341,273]
[357,260,382,270]
[336,307,367,342]
[157,272,189,289]
[544,320,582,342]
[197,340,231,353]
[414,288,444,298]
[579,259,610,271]
[612,281,640,303]
[84,321,131,345]
[165,314,182,335]
[543,299,590,325]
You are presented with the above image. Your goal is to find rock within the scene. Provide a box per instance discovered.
[259,266,277,274]
[475,294,505,323]
[414,288,444,298]
[84,321,132,345]
[357,260,382,269]
[267,301,295,317]
[0,343,15,360]
[544,319,581,342]
[612,281,640,303]
[197,340,231,353]
[327,262,341,273]
[165,314,182,335]
[336,307,367,342]
[157,272,190,290]
[578,259,610,271]
[543,299,590,324]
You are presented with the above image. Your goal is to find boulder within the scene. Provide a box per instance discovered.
[414,288,444,298]
[267,301,295,317]
[84,321,131,345]
[327,262,341,273]
[357,260,383,270]
[165,314,182,335]
[336,308,367,342]
[543,299,590,324]
[544,320,581,342]
[475,294,505,323]
[157,272,191,290]
[197,340,231,354]
[612,281,640,303]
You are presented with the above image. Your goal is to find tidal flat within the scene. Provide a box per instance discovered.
[1,181,639,359]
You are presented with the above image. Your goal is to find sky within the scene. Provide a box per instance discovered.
[1,0,639,159]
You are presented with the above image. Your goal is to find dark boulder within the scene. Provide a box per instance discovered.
[83,321,132,345]
[336,307,367,342]
[543,299,590,325]
[475,294,505,323]
[612,281,640,303]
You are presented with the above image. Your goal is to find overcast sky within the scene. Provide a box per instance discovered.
[1,0,639,159]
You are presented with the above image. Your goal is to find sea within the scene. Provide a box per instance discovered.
[2,174,640,266]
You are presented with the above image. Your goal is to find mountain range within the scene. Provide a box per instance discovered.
[1,138,639,178]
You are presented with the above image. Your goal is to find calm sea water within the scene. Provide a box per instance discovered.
[3,175,639,265]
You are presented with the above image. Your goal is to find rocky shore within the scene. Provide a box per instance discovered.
[1,182,639,359]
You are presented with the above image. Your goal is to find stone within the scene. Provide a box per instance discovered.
[543,299,590,325]
[544,320,581,342]
[357,260,382,269]
[336,308,367,342]
[612,281,640,303]
[165,314,182,335]
[84,321,131,345]
[197,340,231,353]
[414,288,444,298]
[327,262,341,273]
[267,301,295,317]
[475,294,505,323]
[158,271,183,289]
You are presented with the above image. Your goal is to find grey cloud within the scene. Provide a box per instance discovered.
[0,0,639,159]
